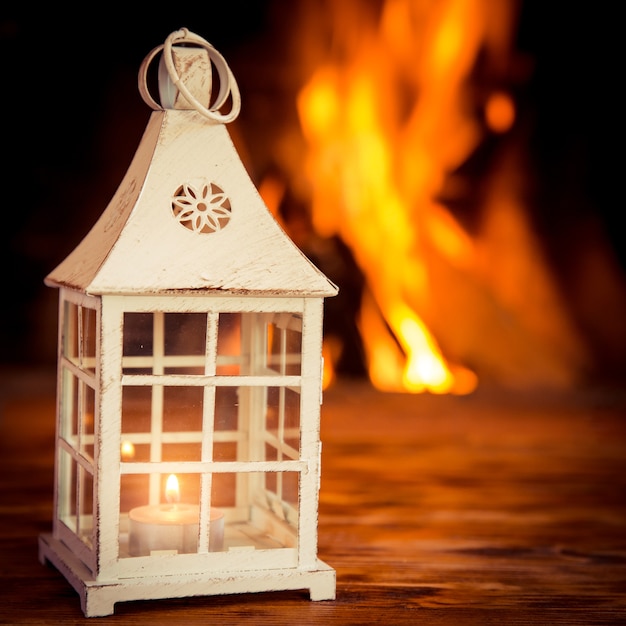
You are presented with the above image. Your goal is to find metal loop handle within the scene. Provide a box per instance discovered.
[138,28,241,123]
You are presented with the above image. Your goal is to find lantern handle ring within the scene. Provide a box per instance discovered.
[138,28,241,123]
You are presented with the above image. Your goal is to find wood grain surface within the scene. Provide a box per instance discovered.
[1,368,625,624]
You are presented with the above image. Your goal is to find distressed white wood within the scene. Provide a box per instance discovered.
[39,534,335,617]
[97,295,125,578]
[299,298,325,568]
[40,28,336,617]
[44,110,337,297]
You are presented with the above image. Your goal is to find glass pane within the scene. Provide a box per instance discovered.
[284,325,302,376]
[212,386,301,462]
[213,387,239,461]
[121,386,151,463]
[61,298,98,373]
[214,386,238,431]
[162,443,202,462]
[265,386,280,437]
[163,386,203,431]
[168,472,201,504]
[81,383,95,461]
[262,471,299,518]
[283,387,301,457]
[265,443,278,461]
[120,442,150,463]
[57,447,77,532]
[216,312,242,375]
[281,471,299,508]
[162,385,203,462]
[81,305,97,373]
[120,473,149,515]
[164,313,207,374]
[62,300,79,364]
[123,312,153,374]
[123,472,203,516]
[77,465,94,548]
[211,472,236,508]
[265,387,301,459]
[122,386,206,463]
[267,313,302,376]
[221,471,299,550]
[120,473,225,557]
[119,468,301,556]
[60,367,79,445]
[121,386,151,433]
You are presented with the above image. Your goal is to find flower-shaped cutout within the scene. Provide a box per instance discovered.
[171,182,232,233]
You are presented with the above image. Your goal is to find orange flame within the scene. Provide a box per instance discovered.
[294,0,521,393]
[165,474,180,504]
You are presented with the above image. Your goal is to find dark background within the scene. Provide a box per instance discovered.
[1,2,623,387]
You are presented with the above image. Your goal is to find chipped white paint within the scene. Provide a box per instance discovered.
[39,28,336,617]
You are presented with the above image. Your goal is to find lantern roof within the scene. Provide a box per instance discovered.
[45,29,338,298]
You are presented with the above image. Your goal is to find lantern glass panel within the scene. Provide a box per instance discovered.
[122,312,154,374]
[264,470,299,510]
[59,370,95,462]
[163,386,203,462]
[216,312,243,375]
[81,383,95,462]
[77,466,94,548]
[266,314,302,376]
[265,386,300,458]
[123,312,210,374]
[116,306,304,558]
[120,473,149,516]
[60,367,79,444]
[211,472,236,508]
[121,386,151,433]
[62,300,97,373]
[81,305,97,373]
[214,385,238,431]
[121,386,204,463]
[162,442,202,462]
[163,386,203,431]
[212,471,299,549]
[57,447,94,548]
[212,386,301,462]
[63,300,79,364]
[163,312,207,374]
[57,446,76,530]
[120,472,219,558]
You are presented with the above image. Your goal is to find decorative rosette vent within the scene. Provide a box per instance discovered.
[139,28,241,235]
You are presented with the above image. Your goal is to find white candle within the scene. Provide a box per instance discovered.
[128,474,224,556]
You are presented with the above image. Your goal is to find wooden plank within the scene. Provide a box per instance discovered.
[1,370,625,623]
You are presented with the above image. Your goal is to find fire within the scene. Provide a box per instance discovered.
[165,474,180,504]
[256,0,588,393]
[294,0,511,394]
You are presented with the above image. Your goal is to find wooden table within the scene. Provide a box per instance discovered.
[1,368,625,624]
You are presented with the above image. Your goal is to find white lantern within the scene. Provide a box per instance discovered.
[38,28,337,617]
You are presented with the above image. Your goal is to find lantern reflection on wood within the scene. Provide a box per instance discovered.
[38,28,337,617]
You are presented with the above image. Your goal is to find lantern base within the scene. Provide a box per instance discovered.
[38,533,336,617]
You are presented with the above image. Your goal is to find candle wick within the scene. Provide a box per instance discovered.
[165,495,179,507]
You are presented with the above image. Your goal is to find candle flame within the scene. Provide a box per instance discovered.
[120,440,135,460]
[165,474,180,504]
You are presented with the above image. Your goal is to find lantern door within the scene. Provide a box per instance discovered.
[96,294,324,578]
